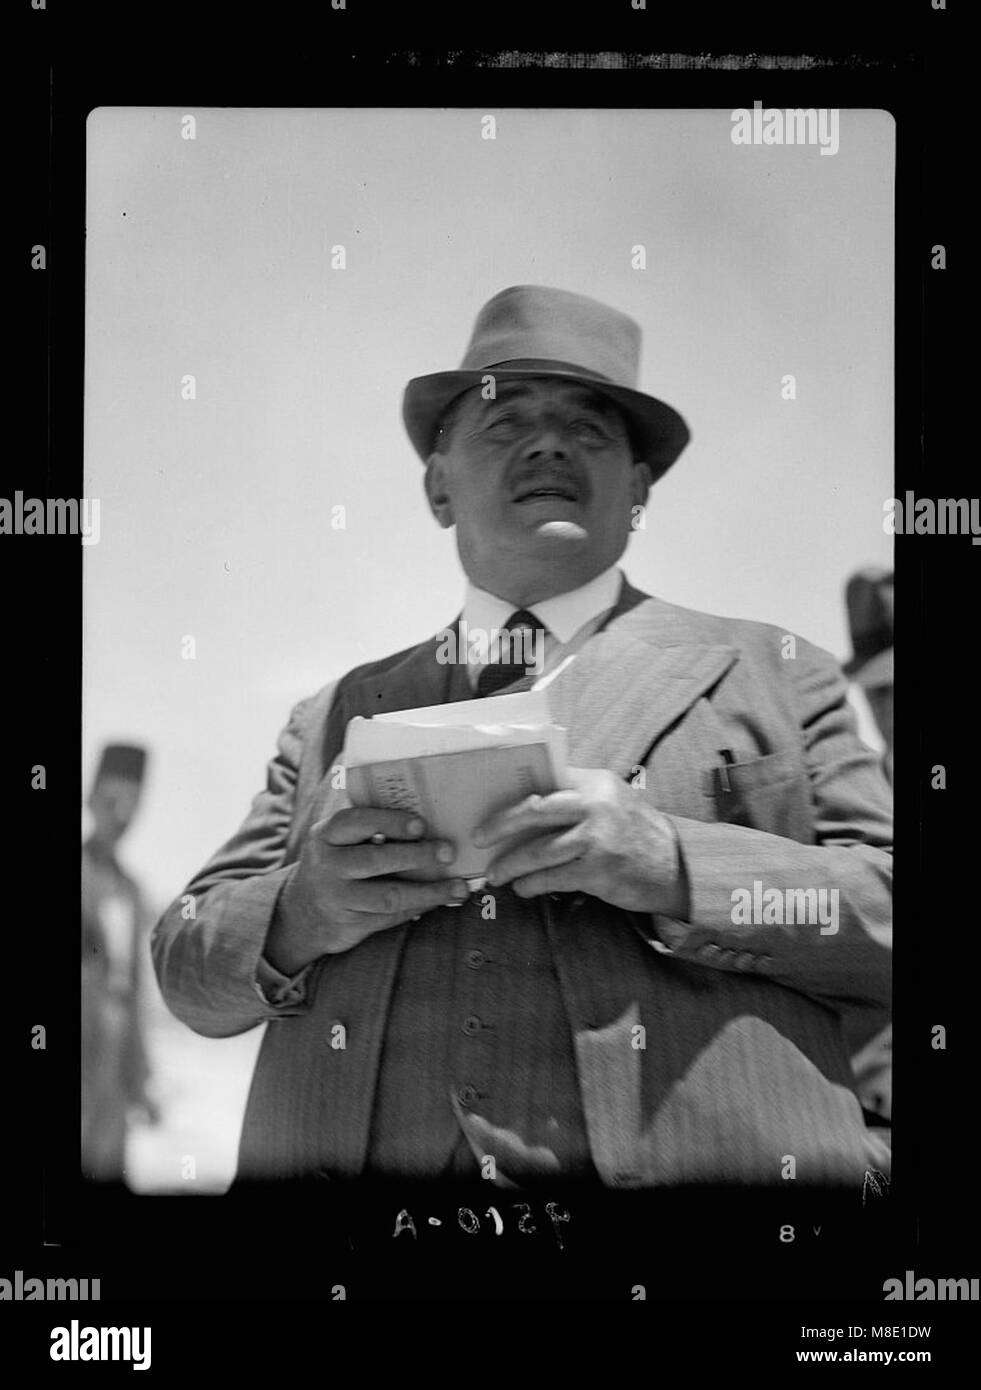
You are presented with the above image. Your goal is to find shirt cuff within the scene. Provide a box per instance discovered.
[654,915,696,952]
[253,953,313,1009]
[629,913,690,954]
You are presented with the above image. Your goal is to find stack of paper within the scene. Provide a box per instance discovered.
[342,687,569,883]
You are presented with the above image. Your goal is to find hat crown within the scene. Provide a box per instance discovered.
[844,568,894,674]
[846,568,894,641]
[401,283,690,478]
[460,285,642,388]
[94,743,148,785]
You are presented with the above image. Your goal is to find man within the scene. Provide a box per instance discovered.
[82,743,158,1181]
[844,568,894,788]
[842,567,895,1132]
[152,285,892,1189]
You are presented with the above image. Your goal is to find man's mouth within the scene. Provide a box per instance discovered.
[513,484,580,503]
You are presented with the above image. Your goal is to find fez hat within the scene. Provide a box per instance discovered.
[402,285,691,483]
[93,743,148,786]
[844,568,894,688]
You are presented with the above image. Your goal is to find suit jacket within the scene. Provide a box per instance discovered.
[151,580,893,1187]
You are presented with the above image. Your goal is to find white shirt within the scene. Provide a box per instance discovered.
[462,565,623,690]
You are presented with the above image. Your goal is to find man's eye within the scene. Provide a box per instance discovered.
[481,413,612,439]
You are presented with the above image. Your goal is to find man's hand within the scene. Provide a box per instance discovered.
[264,809,469,974]
[473,766,688,918]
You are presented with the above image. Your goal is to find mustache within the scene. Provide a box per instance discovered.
[508,466,589,502]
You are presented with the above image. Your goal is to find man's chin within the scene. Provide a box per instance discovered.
[529,518,589,542]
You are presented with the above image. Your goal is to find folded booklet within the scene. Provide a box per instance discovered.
[342,684,569,884]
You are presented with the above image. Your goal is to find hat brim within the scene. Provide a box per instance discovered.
[402,366,690,482]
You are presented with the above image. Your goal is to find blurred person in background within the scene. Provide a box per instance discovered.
[82,743,159,1181]
[842,568,894,1136]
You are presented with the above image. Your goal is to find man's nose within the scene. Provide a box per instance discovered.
[521,422,571,461]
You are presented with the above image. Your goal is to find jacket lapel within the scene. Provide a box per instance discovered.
[342,634,461,721]
[546,592,740,776]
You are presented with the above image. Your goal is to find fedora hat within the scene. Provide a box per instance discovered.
[402,285,690,482]
[93,743,148,786]
[843,567,894,688]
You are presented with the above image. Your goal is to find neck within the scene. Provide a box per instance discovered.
[84,834,120,864]
[468,564,614,608]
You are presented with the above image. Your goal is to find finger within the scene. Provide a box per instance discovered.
[353,912,427,943]
[321,807,428,847]
[337,838,457,881]
[486,828,586,886]
[348,876,470,917]
[510,864,583,898]
[473,790,588,847]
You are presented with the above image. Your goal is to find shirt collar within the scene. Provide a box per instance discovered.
[463,565,623,644]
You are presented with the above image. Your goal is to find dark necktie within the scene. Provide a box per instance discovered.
[475,608,547,697]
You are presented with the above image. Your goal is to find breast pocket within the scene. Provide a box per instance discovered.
[706,749,816,844]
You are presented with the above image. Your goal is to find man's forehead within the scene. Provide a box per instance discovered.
[468,378,620,413]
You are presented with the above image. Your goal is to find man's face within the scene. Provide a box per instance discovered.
[424,378,652,604]
[88,774,142,847]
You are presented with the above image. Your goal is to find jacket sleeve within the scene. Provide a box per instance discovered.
[151,690,329,1039]
[656,639,892,1023]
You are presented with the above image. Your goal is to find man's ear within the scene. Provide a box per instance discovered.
[630,460,653,511]
[424,455,455,528]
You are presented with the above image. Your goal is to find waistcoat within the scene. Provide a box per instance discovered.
[362,655,596,1181]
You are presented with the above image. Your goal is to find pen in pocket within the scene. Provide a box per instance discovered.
[717,748,736,794]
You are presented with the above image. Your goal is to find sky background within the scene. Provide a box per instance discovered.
[84,107,894,1188]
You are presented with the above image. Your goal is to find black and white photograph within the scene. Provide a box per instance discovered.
[6,15,976,1351]
[81,106,895,1195]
